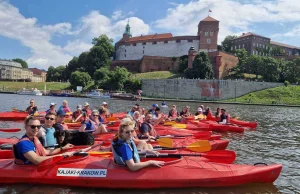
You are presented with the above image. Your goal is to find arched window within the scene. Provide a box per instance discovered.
[207,38,211,44]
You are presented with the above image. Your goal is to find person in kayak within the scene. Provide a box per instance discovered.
[215,107,221,122]
[45,103,56,114]
[161,101,167,107]
[195,108,203,116]
[26,99,38,115]
[219,109,228,124]
[139,113,157,139]
[203,107,213,118]
[13,116,74,165]
[58,100,71,114]
[147,104,158,116]
[128,105,138,118]
[72,105,84,123]
[79,110,107,134]
[38,112,57,147]
[82,102,92,116]
[180,106,191,118]
[112,119,164,171]
[152,107,167,125]
[99,108,108,123]
[53,110,68,131]
[101,102,110,117]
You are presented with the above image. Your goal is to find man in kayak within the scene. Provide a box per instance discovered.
[112,118,164,171]
[101,102,110,117]
[72,105,84,123]
[128,105,138,117]
[82,102,92,116]
[215,108,221,122]
[195,108,203,116]
[46,103,56,114]
[58,100,71,114]
[26,99,38,115]
[139,113,157,139]
[53,110,68,131]
[38,112,57,147]
[79,110,107,134]
[147,104,158,116]
[219,109,228,124]
[14,116,74,165]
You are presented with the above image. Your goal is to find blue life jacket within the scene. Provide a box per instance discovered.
[111,139,140,166]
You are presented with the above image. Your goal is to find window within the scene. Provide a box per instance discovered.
[153,41,157,44]
[124,54,126,57]
[176,40,181,43]
[125,49,126,52]
[253,43,255,47]
[231,46,233,50]
[238,45,240,49]
[252,51,255,55]
[207,38,211,44]
[263,45,265,48]
[235,45,237,49]
[188,40,193,42]
[164,40,168,44]
[242,44,244,48]
[143,50,144,54]
[205,32,208,36]
[142,42,146,45]
[257,43,259,47]
[210,32,214,36]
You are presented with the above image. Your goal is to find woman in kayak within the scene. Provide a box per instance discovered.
[179,106,191,118]
[14,116,74,165]
[58,100,71,114]
[26,99,38,115]
[215,107,221,122]
[112,119,164,171]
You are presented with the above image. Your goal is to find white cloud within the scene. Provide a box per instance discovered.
[154,0,300,43]
[42,23,73,35]
[63,39,93,56]
[272,24,300,38]
[112,10,124,20]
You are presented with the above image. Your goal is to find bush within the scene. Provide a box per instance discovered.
[284,80,290,87]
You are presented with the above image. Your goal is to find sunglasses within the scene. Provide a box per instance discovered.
[125,130,134,134]
[27,125,41,129]
[30,102,34,103]
[45,117,55,121]
[92,114,99,117]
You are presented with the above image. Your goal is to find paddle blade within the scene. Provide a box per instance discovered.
[157,138,173,148]
[37,156,64,172]
[201,150,236,164]
[164,121,176,126]
[172,124,186,129]
[88,151,113,157]
[0,128,21,133]
[186,140,211,152]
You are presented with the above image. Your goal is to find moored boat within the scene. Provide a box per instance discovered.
[17,88,42,96]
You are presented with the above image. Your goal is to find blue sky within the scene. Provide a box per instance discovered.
[0,0,299,69]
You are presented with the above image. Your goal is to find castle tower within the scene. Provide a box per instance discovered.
[198,16,219,52]
[122,19,132,41]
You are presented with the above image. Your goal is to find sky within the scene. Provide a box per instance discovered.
[0,0,300,69]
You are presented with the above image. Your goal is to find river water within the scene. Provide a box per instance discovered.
[0,93,299,194]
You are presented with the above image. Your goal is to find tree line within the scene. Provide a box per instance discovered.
[46,35,141,92]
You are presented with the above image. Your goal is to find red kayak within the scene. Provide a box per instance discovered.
[0,112,28,120]
[229,118,258,129]
[0,155,282,188]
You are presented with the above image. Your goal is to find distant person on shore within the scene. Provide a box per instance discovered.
[82,102,92,117]
[53,110,68,131]
[72,105,84,123]
[58,100,71,114]
[45,103,56,114]
[26,99,38,115]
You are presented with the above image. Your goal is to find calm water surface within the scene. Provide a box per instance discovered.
[0,93,299,194]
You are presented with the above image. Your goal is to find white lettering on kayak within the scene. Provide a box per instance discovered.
[57,168,107,177]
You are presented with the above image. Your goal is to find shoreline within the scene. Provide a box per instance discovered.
[141,97,300,108]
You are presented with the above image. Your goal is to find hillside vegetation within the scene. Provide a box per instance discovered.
[0,81,70,91]
[133,71,183,79]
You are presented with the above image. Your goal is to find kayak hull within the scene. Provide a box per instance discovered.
[0,156,282,188]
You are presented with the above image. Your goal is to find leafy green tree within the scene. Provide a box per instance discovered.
[232,49,248,77]
[70,71,91,87]
[178,55,188,73]
[46,66,55,81]
[110,66,131,90]
[285,58,300,83]
[270,46,285,56]
[124,78,142,93]
[184,52,214,79]
[54,66,67,82]
[260,57,280,82]
[92,35,114,57]
[12,58,28,68]
[85,46,109,76]
[64,57,78,80]
[221,35,237,53]
[94,67,111,88]
[246,55,262,79]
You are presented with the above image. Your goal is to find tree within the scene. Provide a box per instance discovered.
[124,78,142,93]
[221,35,238,53]
[184,52,214,79]
[285,58,300,83]
[246,55,263,79]
[46,66,55,81]
[12,58,28,68]
[64,57,78,80]
[178,55,188,73]
[233,49,248,77]
[85,46,109,76]
[77,52,89,71]
[110,66,131,90]
[94,67,111,89]
[260,57,280,82]
[92,35,114,58]
[54,66,67,82]
[270,46,285,56]
[70,71,91,87]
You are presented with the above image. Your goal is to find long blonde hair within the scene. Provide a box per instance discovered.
[113,118,135,142]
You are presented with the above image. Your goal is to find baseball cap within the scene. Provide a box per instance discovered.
[84,102,89,106]
[197,108,202,112]
[57,110,66,116]
[152,104,158,107]
[76,105,82,110]
[102,102,108,105]
[50,102,56,106]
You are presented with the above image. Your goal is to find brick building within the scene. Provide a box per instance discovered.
[231,32,300,57]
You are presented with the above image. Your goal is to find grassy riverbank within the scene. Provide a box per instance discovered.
[224,85,300,105]
[133,71,183,79]
[0,81,70,91]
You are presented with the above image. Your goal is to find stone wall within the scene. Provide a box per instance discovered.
[142,79,283,100]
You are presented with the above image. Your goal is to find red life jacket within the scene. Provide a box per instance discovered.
[13,136,46,165]
[139,122,157,137]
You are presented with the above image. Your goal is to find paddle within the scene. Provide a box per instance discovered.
[151,137,173,148]
[153,140,211,152]
[37,143,102,172]
[172,123,187,129]
[88,150,236,163]
[0,128,21,133]
[12,108,25,112]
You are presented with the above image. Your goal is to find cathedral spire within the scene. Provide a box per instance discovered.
[124,19,132,38]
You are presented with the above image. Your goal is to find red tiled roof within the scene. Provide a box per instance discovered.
[270,41,300,49]
[29,68,46,75]
[234,32,270,40]
[201,16,219,22]
[125,33,173,42]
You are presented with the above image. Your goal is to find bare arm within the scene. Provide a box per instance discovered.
[24,151,58,165]
[44,144,74,155]
[126,159,162,171]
